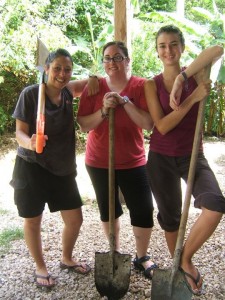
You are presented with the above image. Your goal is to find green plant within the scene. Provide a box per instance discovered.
[1,0,225,139]
[0,105,8,135]
[0,227,24,254]
[70,13,114,78]
[204,81,225,137]
[131,20,162,78]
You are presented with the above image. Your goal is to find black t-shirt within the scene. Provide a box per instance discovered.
[13,84,77,176]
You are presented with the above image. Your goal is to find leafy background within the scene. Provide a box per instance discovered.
[0,0,225,140]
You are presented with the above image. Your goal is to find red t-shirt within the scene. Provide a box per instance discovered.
[77,76,148,169]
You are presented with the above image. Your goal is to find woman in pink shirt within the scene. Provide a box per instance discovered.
[145,25,224,295]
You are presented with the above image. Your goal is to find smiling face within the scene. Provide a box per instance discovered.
[45,56,73,90]
[102,44,130,77]
[156,32,185,66]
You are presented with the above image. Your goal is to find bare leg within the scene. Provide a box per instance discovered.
[165,209,222,292]
[165,230,178,257]
[101,217,120,251]
[180,208,222,292]
[60,208,83,265]
[181,208,222,290]
[133,226,155,268]
[24,214,54,286]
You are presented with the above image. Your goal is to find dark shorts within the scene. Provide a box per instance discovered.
[10,156,83,218]
[86,164,154,228]
[147,151,225,232]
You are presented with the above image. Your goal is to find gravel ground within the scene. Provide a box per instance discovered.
[0,138,225,300]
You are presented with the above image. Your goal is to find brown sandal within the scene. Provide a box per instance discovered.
[34,273,56,288]
[60,262,91,275]
[179,267,203,296]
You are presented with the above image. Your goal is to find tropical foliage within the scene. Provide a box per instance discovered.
[0,0,224,136]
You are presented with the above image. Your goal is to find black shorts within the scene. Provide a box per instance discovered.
[10,156,83,218]
[147,151,225,232]
[86,165,154,228]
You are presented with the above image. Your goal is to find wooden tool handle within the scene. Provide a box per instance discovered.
[172,64,212,271]
[109,108,115,252]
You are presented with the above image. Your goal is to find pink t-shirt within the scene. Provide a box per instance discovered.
[77,76,148,169]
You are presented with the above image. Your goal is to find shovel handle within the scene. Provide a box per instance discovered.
[109,108,115,252]
[172,64,211,271]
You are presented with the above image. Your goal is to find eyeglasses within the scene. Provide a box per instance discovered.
[102,55,127,63]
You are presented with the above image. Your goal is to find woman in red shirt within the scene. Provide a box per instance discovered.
[77,41,157,279]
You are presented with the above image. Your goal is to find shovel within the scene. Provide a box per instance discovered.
[151,64,212,300]
[95,108,131,300]
[36,38,49,153]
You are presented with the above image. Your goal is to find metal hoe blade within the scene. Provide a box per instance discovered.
[36,38,49,72]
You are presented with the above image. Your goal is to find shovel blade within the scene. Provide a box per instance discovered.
[151,269,192,300]
[95,251,131,300]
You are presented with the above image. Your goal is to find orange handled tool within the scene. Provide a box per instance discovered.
[36,38,49,153]
[36,73,45,153]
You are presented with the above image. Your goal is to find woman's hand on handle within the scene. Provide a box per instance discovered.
[190,80,212,105]
[103,92,121,109]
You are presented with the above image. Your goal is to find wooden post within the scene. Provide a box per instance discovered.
[114,0,131,54]
[176,0,185,18]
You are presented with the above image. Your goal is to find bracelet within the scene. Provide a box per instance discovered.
[89,74,98,79]
[121,96,130,106]
[101,107,109,118]
[181,71,189,91]
[181,71,188,81]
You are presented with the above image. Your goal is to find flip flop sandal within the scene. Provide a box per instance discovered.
[60,262,91,275]
[179,267,204,296]
[133,255,158,279]
[34,273,56,288]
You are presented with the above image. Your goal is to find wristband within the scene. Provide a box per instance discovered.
[101,107,109,118]
[181,71,189,91]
